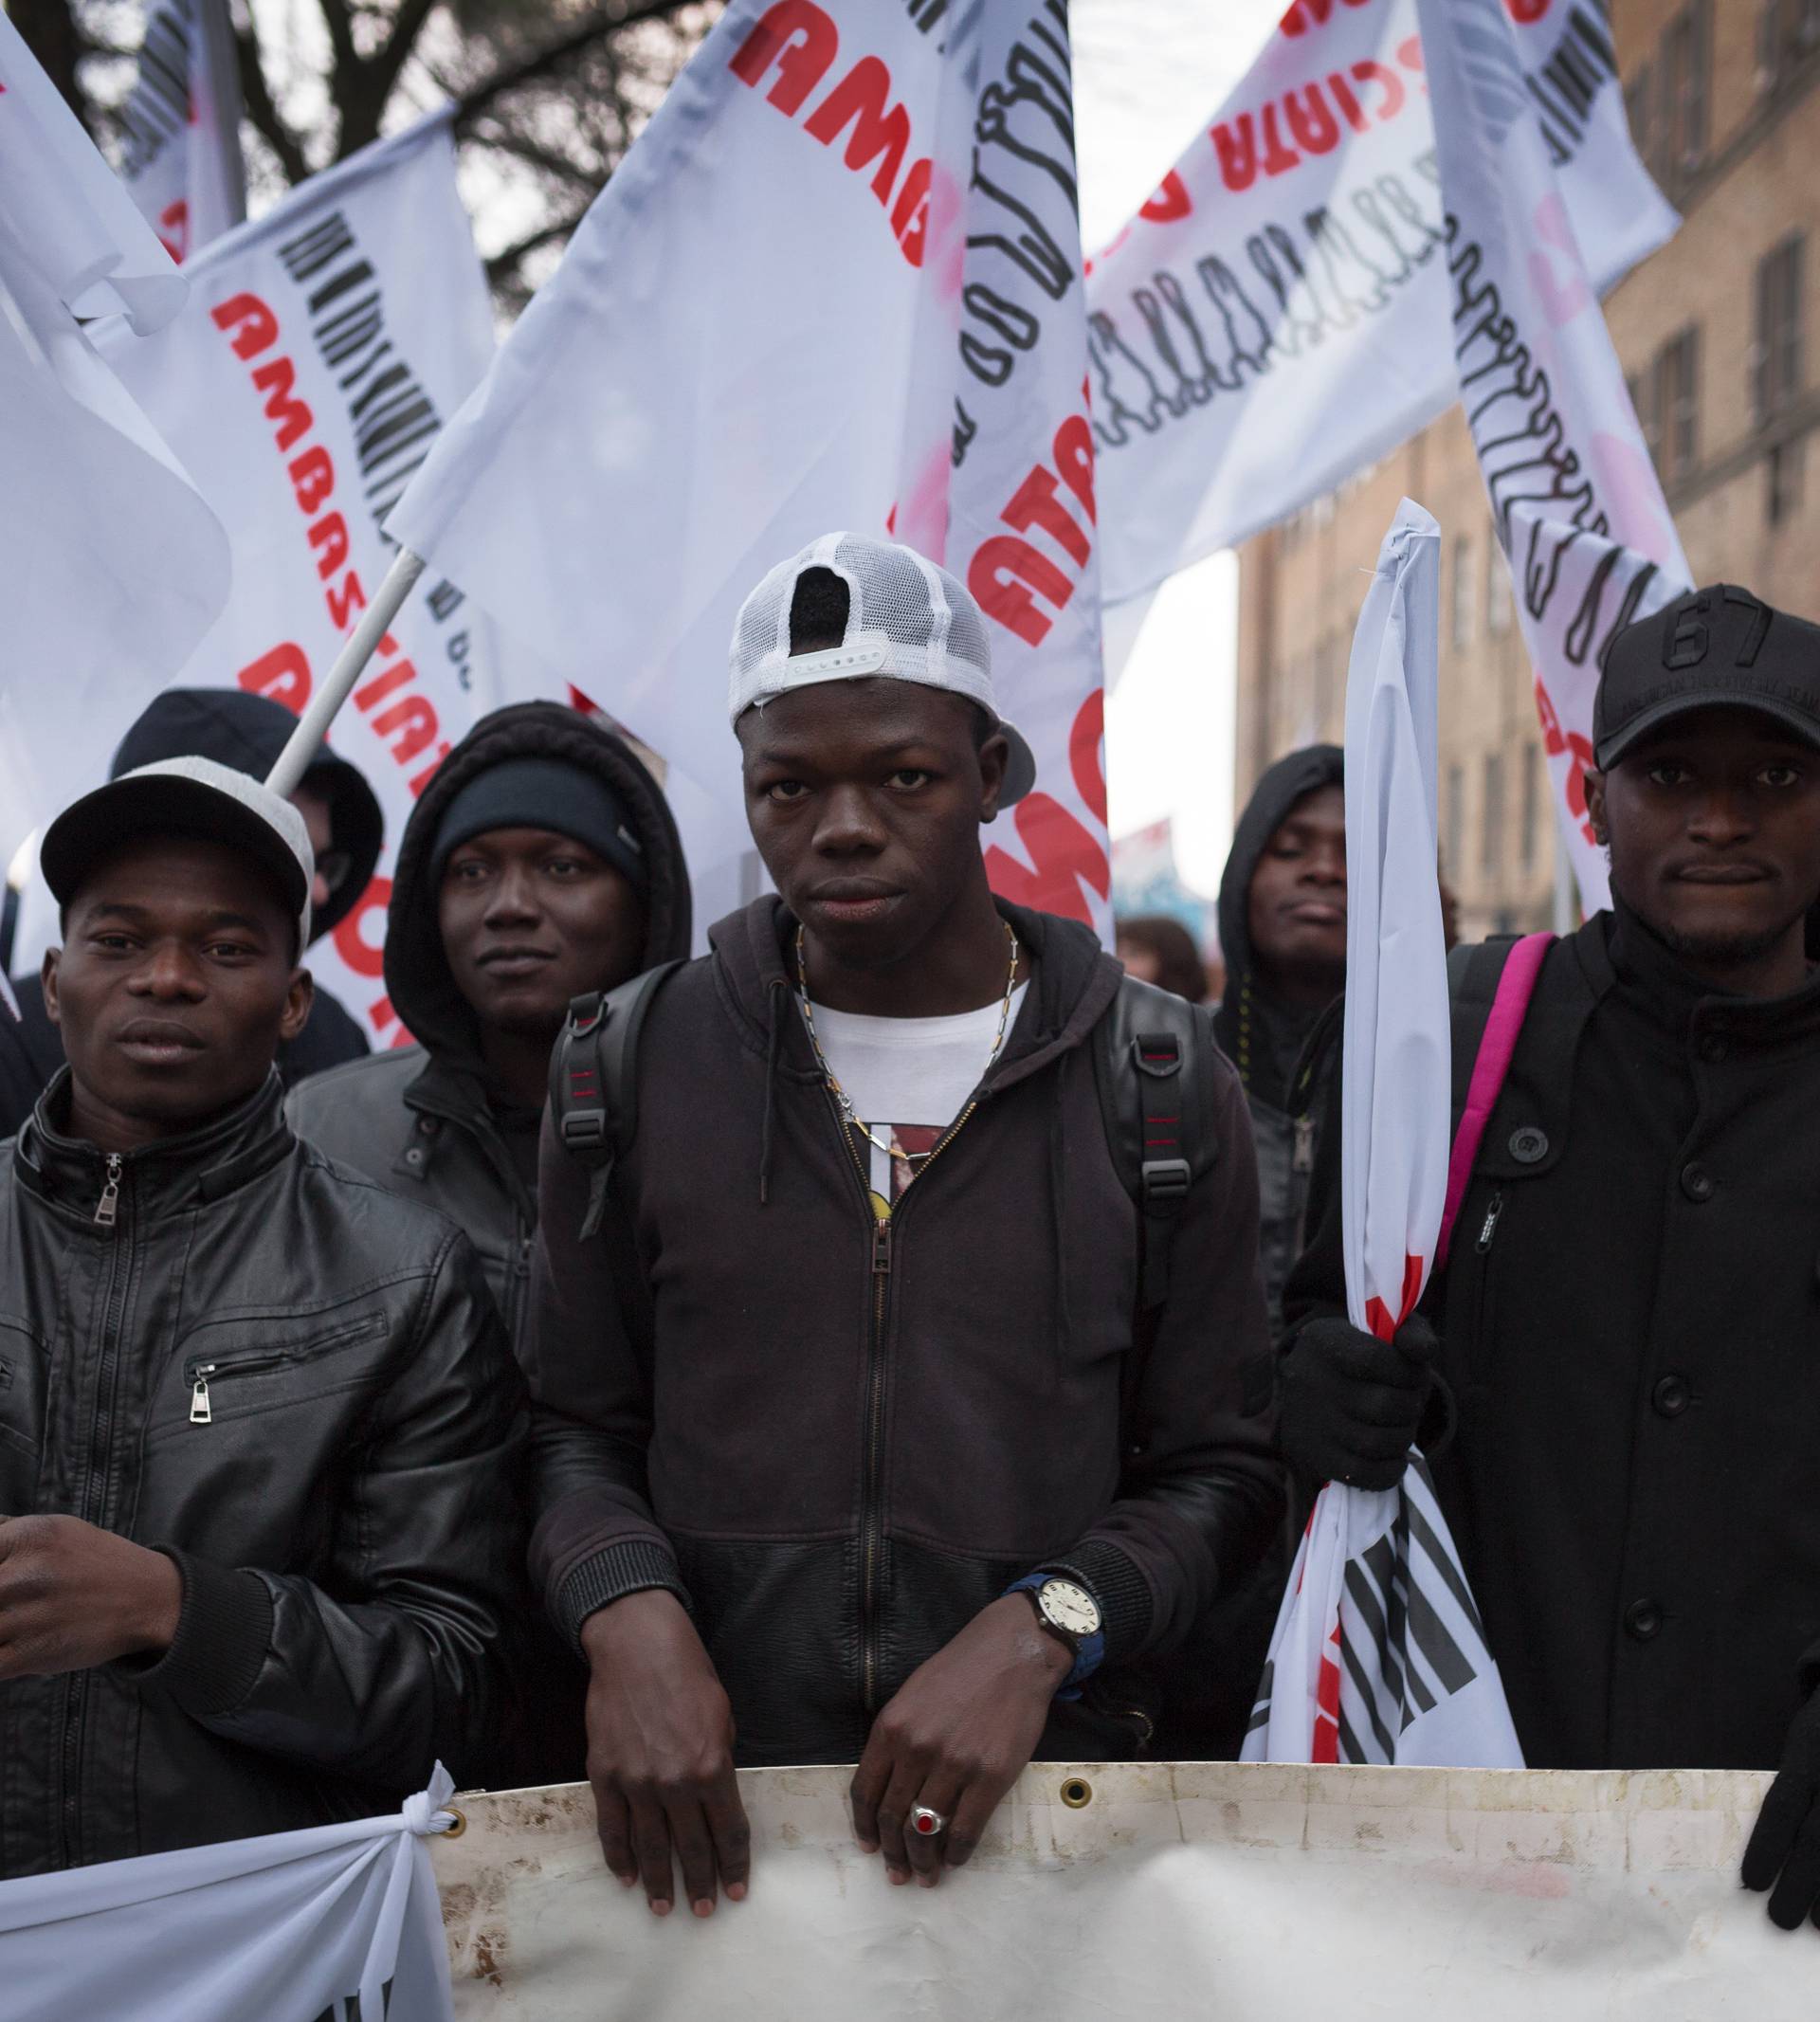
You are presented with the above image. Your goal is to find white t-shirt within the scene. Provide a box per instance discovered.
[805,983,1029,1209]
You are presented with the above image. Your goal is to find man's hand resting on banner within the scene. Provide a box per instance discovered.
[1743,1685,1820,1931]
[0,1514,181,1677]
[849,1594,1072,1887]
[580,1589,751,1919]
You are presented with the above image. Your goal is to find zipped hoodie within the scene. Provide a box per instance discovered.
[287,702,692,1344]
[526,895,1283,1766]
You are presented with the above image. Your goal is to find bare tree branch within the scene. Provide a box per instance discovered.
[10,0,96,130]
[453,0,701,129]
[235,23,312,187]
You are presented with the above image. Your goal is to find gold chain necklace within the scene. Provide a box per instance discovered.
[795,920,1021,1163]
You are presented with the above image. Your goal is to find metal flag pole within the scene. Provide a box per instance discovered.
[264,548,426,797]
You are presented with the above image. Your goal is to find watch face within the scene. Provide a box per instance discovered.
[1040,1578,1101,1637]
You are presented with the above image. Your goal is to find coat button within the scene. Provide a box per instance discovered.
[1698,1032,1729,1064]
[1508,1126,1548,1164]
[1624,1599,1663,1641]
[1651,1375,1690,1418]
[416,1117,439,1137]
[1681,1162,1714,1203]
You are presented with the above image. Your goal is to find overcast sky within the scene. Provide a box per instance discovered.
[1073,0,1283,893]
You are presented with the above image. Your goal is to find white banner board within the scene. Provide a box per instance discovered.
[436,1762,1805,2020]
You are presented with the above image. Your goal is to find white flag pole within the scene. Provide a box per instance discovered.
[264,547,425,796]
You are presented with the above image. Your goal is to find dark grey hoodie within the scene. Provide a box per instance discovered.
[285,701,692,1349]
[1211,743,1344,1322]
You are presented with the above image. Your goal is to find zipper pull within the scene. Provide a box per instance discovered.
[94,1152,122,1228]
[872,1214,892,1275]
[189,1366,214,1425]
[1476,1190,1505,1254]
[1292,1116,1316,1174]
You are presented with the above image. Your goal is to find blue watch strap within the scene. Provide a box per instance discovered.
[1004,1573,1105,1697]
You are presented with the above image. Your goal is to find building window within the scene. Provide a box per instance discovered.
[1652,325,1701,485]
[1761,0,1784,85]
[1451,537,1474,650]
[1482,753,1506,880]
[1446,763,1465,883]
[1486,543,1514,636]
[1755,234,1805,429]
[1660,1,1711,178]
[1520,744,1542,873]
[1804,0,1820,49]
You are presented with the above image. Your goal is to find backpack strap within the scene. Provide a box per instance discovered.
[1090,976,1217,1316]
[1435,932,1556,1268]
[549,960,683,1239]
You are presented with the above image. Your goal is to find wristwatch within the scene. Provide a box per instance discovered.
[1006,1573,1105,1693]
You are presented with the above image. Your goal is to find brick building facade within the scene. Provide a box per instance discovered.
[1233,0,1820,938]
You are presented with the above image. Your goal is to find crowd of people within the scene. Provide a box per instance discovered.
[3,540,1820,1934]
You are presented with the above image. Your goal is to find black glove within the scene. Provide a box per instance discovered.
[1277,1312,1440,1492]
[1742,1686,1820,1929]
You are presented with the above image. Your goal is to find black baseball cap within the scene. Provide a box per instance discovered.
[1594,585,1820,770]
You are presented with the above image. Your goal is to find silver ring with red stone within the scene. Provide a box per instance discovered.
[909,1804,947,1841]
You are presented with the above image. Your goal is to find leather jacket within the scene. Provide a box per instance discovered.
[0,1072,530,1876]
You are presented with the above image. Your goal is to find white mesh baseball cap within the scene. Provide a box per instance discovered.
[42,756,316,953]
[728,532,1038,806]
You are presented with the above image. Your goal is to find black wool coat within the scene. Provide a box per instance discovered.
[1285,907,1820,1772]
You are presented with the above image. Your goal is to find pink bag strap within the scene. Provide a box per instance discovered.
[1435,933,1556,1269]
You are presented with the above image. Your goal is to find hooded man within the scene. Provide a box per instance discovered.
[1278,586,1820,1934]
[5,688,385,1132]
[1211,745,1347,1327]
[286,702,691,1349]
[0,757,526,1875]
[525,534,1281,1920]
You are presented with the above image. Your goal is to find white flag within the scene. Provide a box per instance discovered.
[0,9,231,876]
[1419,0,1691,914]
[392,0,1111,936]
[1085,0,1676,611]
[119,0,247,264]
[1245,501,1521,1769]
[0,1769,458,2022]
[85,115,506,1047]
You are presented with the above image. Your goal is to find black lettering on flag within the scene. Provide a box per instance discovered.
[120,8,192,178]
[281,211,358,285]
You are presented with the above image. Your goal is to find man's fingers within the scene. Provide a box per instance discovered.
[943,1762,1014,1870]
[592,1783,638,1887]
[628,1794,677,1915]
[704,1770,752,1904]
[873,1757,924,1885]
[1345,1382,1428,1430]
[901,1772,963,1887]
[668,1795,721,1918]
[1743,1775,1808,1892]
[849,1744,888,1852]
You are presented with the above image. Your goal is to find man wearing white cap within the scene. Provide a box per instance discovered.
[527,536,1281,1918]
[0,759,529,1874]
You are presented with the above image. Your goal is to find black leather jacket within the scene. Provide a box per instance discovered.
[0,1073,530,1876]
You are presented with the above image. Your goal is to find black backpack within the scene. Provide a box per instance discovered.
[548,967,1219,1325]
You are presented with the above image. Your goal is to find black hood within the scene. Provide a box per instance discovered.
[1213,744,1343,1102]
[384,701,693,1064]
[1215,744,1345,1002]
[110,687,384,942]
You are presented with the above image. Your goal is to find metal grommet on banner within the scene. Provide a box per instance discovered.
[441,1806,467,1839]
[1060,1777,1093,1810]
